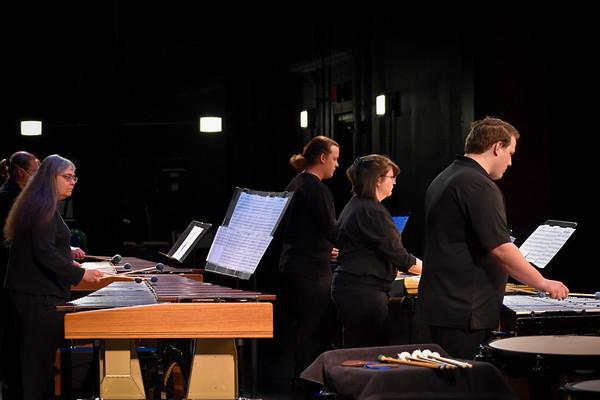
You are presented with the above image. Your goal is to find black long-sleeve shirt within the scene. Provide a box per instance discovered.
[279,173,337,278]
[5,210,84,298]
[335,196,416,284]
[0,179,20,230]
[1,179,21,286]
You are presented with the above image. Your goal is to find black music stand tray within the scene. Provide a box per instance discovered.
[159,220,211,264]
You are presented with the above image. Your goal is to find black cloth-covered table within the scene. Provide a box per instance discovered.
[300,344,517,400]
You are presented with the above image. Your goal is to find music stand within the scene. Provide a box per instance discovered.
[204,187,292,398]
[205,187,292,280]
[159,220,212,263]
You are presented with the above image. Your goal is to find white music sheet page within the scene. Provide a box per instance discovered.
[206,226,273,274]
[206,189,291,277]
[229,192,288,234]
[519,224,575,268]
[81,261,116,274]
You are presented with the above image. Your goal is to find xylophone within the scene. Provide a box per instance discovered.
[500,294,600,335]
[60,274,274,400]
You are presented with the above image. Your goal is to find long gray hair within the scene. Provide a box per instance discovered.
[4,154,75,243]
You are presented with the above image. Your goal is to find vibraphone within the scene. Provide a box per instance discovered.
[60,274,274,399]
[73,256,203,291]
[500,294,600,335]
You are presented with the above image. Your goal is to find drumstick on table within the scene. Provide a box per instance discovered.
[401,351,458,369]
[398,351,445,367]
[421,349,472,368]
[411,350,462,368]
[340,360,399,368]
[377,355,451,369]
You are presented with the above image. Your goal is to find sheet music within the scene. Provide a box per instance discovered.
[206,226,273,274]
[519,224,576,268]
[172,225,205,261]
[206,188,292,279]
[229,192,288,234]
[81,261,116,274]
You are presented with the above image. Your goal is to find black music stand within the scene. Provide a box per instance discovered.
[204,188,292,398]
[205,187,292,279]
[158,220,211,264]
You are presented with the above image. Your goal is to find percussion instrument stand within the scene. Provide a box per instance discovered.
[528,355,558,400]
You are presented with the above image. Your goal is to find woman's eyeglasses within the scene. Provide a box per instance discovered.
[381,175,396,183]
[59,174,78,183]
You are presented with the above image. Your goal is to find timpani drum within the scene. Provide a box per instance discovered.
[483,336,600,400]
[486,335,600,370]
[562,379,600,400]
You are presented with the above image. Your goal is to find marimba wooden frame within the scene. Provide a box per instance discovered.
[65,302,273,399]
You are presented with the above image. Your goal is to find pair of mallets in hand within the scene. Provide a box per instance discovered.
[102,262,164,283]
[84,254,164,283]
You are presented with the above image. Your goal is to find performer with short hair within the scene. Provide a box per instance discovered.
[417,117,569,359]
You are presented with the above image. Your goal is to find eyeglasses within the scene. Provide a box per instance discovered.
[59,174,79,183]
[381,175,396,183]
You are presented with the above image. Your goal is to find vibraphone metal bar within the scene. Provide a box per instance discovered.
[500,294,600,336]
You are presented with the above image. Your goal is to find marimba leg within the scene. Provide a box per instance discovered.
[99,339,145,399]
[187,339,237,399]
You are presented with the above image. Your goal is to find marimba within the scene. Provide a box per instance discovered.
[500,294,600,336]
[61,274,274,400]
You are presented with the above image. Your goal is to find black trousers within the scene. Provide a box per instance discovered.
[0,288,9,392]
[428,325,489,360]
[8,291,65,400]
[332,273,390,349]
[281,271,333,378]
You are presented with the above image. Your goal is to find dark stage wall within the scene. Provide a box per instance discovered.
[3,4,597,291]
